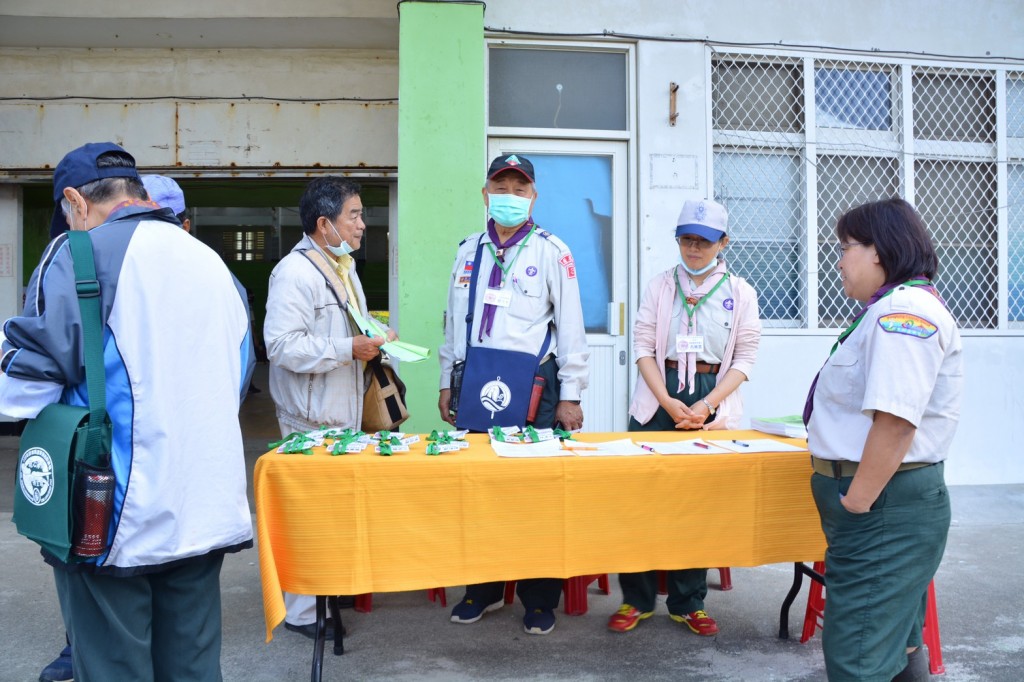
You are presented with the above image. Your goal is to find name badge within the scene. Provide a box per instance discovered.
[483,288,513,307]
[676,335,705,354]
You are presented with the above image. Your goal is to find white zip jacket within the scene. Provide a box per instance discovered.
[264,234,369,433]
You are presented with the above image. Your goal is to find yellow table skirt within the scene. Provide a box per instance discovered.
[255,430,826,641]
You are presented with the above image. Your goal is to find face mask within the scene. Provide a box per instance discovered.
[681,257,718,277]
[326,220,355,257]
[487,194,532,228]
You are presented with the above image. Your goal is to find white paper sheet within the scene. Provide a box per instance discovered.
[491,439,572,458]
[564,438,651,457]
[704,438,809,454]
[636,439,733,455]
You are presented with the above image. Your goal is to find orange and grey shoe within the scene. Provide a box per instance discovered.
[670,609,719,636]
[607,604,654,632]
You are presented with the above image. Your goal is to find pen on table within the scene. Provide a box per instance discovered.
[693,442,710,450]
[639,444,657,453]
[731,440,749,447]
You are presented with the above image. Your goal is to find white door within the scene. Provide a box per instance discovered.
[488,138,629,431]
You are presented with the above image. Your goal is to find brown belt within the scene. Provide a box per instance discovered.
[810,456,935,479]
[664,359,720,374]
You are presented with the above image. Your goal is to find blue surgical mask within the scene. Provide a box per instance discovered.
[681,258,718,277]
[487,194,532,228]
[326,220,355,257]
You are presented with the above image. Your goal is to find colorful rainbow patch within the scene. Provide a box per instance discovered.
[877,313,937,339]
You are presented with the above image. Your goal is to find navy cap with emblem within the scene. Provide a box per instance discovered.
[486,153,536,183]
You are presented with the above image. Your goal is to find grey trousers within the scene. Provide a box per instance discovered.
[54,553,225,682]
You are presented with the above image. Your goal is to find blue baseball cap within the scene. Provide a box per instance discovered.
[675,199,728,242]
[142,175,186,215]
[50,142,139,237]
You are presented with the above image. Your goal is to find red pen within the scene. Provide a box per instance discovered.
[694,441,709,450]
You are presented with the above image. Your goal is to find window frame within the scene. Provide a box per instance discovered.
[709,46,1024,335]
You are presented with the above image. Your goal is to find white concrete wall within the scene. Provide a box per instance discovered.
[484,0,1024,58]
[0,186,23,320]
[0,48,398,171]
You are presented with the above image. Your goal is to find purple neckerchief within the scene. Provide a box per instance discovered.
[801,278,943,426]
[478,217,534,342]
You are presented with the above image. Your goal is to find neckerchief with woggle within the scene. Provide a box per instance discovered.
[478,218,535,342]
[674,261,729,395]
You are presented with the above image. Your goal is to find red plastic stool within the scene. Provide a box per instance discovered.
[657,568,733,594]
[563,574,611,615]
[503,575,611,615]
[799,562,945,675]
[352,588,447,613]
[798,561,827,643]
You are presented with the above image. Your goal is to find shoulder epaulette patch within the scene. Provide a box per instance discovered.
[458,237,469,246]
[535,228,552,239]
[877,313,937,339]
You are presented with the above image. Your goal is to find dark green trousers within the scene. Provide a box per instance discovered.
[55,553,225,682]
[812,462,950,682]
[620,368,716,614]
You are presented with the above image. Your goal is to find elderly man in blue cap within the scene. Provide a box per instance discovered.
[2,142,255,681]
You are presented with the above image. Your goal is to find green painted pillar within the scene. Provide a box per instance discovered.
[397,1,485,432]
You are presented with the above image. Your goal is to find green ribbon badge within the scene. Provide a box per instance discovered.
[268,432,316,455]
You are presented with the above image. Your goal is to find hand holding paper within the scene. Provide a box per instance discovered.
[349,306,431,363]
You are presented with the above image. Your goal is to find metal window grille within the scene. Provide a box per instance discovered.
[712,51,1016,330]
[222,229,266,262]
[712,55,806,328]
[1011,164,1024,326]
[1009,76,1024,327]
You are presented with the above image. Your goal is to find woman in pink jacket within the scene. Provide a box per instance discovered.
[608,198,761,637]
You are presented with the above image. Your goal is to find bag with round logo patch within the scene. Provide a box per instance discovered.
[14,405,112,562]
[452,236,553,432]
[11,231,115,563]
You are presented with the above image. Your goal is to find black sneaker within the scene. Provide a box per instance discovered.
[39,645,73,682]
[450,597,503,624]
[284,620,338,640]
[523,608,556,635]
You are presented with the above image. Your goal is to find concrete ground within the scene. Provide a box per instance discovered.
[1,364,1022,681]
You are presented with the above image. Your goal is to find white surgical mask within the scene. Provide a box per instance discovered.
[681,257,718,277]
[326,220,355,257]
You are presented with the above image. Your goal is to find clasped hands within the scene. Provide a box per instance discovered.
[662,397,710,430]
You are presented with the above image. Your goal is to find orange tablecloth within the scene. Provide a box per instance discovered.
[255,430,826,641]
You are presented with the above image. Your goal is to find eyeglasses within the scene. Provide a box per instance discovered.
[833,241,867,258]
[676,237,717,250]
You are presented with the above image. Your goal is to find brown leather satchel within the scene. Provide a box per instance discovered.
[362,356,409,432]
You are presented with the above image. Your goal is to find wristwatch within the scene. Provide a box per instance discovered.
[700,398,717,416]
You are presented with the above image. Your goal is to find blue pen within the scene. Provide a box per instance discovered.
[731,440,749,447]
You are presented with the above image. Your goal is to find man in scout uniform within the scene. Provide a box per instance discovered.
[437,153,589,636]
